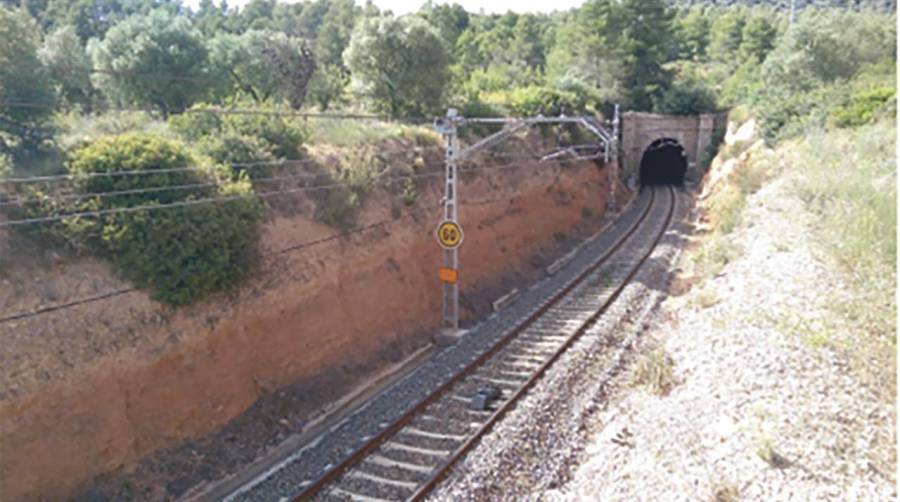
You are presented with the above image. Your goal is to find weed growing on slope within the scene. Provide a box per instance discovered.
[783,119,896,399]
[632,348,675,396]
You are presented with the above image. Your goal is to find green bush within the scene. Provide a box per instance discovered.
[169,102,306,160]
[168,110,223,141]
[484,85,587,117]
[750,11,897,140]
[196,131,276,180]
[828,86,896,129]
[68,134,212,206]
[652,78,718,115]
[43,133,263,306]
[457,98,504,137]
[224,109,306,159]
[0,153,11,179]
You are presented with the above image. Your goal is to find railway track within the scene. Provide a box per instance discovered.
[281,185,678,502]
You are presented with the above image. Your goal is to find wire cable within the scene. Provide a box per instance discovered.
[0,153,600,228]
[0,144,437,185]
[0,183,562,324]
[0,98,431,123]
[0,160,426,207]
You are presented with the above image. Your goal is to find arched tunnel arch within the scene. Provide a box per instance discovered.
[640,138,688,186]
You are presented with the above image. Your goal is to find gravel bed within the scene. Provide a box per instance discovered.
[544,176,896,500]
[232,191,654,501]
[421,402,494,424]
[430,187,690,500]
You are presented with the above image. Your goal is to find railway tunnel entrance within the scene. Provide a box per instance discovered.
[640,138,687,186]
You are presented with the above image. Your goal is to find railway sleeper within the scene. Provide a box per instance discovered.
[508,338,562,350]
[326,486,395,502]
[356,457,432,483]
[336,473,414,500]
[382,440,452,458]
[401,426,467,442]
[345,470,418,490]
[376,443,450,467]
[423,403,493,426]
[470,375,523,389]
[502,353,545,365]
[504,345,555,358]
[366,454,436,474]
[392,431,460,451]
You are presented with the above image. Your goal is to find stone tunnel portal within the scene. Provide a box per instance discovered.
[640,138,687,186]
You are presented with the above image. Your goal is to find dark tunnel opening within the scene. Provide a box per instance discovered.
[640,138,688,186]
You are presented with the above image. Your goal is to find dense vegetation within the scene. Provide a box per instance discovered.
[0,0,894,306]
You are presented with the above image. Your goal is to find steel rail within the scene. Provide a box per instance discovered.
[408,185,676,500]
[291,187,669,501]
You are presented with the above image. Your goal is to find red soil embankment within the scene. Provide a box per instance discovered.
[0,159,618,500]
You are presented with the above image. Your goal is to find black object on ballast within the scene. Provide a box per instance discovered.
[470,386,502,411]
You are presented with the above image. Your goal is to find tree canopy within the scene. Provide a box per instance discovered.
[88,9,209,114]
[0,6,55,146]
[344,15,450,117]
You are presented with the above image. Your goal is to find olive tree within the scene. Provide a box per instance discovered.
[88,9,209,115]
[208,29,316,108]
[39,25,94,109]
[0,6,56,148]
[344,15,450,117]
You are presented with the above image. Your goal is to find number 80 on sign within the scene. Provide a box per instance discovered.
[436,220,464,249]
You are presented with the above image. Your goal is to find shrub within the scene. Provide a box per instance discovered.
[99,184,261,306]
[313,149,380,229]
[55,110,169,152]
[653,78,718,115]
[196,131,276,180]
[316,183,362,229]
[632,348,676,396]
[169,102,306,162]
[828,86,896,129]
[67,134,211,207]
[0,153,11,179]
[168,110,223,141]
[485,85,586,117]
[223,108,306,159]
[456,98,504,137]
[751,11,897,140]
[42,133,262,306]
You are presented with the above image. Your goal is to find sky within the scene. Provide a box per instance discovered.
[184,0,584,14]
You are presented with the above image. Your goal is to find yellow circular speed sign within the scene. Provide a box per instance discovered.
[436,220,464,249]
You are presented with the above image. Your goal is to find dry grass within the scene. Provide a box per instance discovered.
[54,110,171,151]
[685,233,740,284]
[306,118,439,148]
[783,119,896,400]
[693,287,720,310]
[631,348,676,396]
[682,125,772,289]
[710,480,741,502]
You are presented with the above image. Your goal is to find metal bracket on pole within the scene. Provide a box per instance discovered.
[433,109,620,329]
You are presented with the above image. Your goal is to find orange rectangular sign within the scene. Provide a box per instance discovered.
[439,267,458,284]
